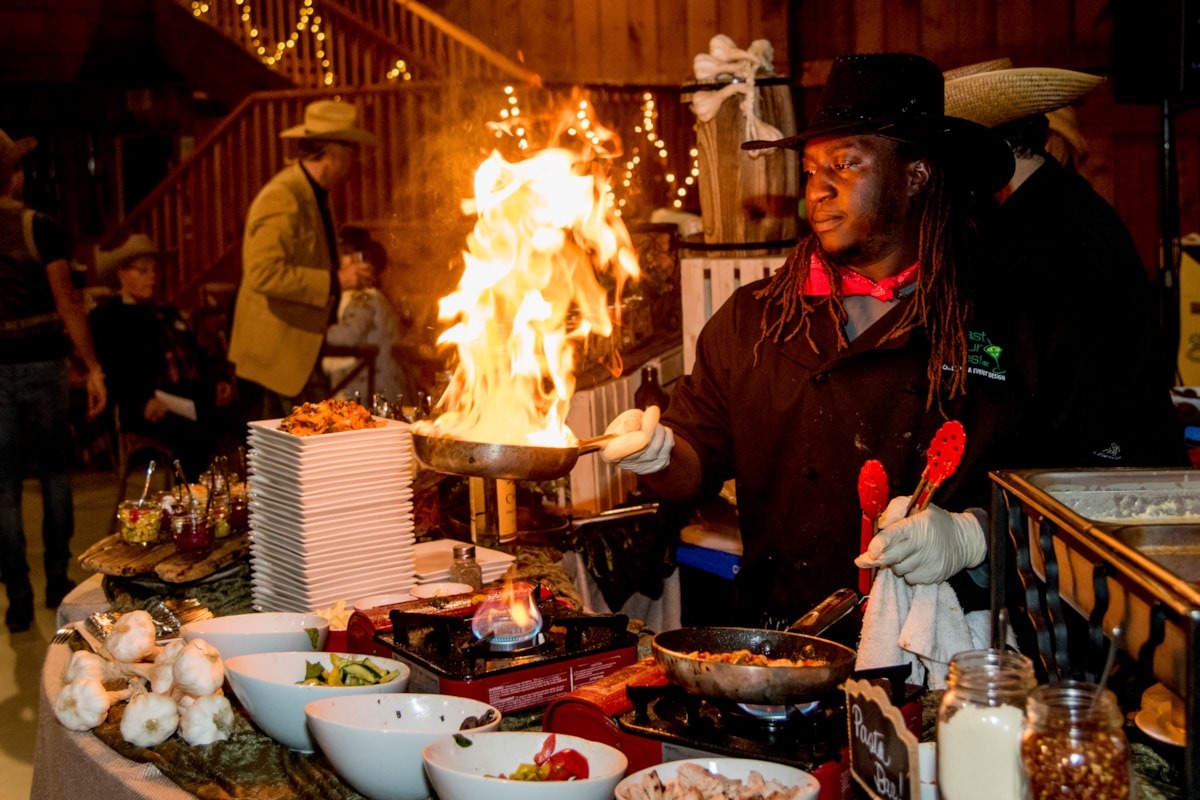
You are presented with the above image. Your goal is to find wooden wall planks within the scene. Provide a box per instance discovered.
[420,0,1200,284]
[428,0,790,85]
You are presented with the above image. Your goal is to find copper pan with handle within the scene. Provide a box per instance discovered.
[651,588,860,705]
[651,625,857,705]
[411,431,616,481]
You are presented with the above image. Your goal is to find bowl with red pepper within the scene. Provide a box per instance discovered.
[422,731,627,800]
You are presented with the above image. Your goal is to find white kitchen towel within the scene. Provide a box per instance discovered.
[855,567,991,690]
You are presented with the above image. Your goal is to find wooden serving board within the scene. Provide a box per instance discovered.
[79,532,250,583]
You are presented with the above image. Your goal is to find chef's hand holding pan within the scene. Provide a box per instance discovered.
[854,496,986,585]
[600,405,675,474]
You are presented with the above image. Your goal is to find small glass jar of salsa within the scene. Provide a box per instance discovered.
[172,507,214,552]
[116,500,163,545]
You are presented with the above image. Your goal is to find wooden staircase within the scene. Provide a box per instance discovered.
[113,0,540,305]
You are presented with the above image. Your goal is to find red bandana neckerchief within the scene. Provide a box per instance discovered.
[801,253,919,301]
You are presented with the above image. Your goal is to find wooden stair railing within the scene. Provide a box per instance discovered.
[333,0,541,85]
[117,82,476,305]
[173,0,540,87]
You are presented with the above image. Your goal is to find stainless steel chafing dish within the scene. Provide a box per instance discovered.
[988,465,1195,695]
[989,468,1199,793]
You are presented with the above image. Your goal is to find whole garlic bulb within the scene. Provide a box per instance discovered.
[120,689,179,748]
[106,610,160,663]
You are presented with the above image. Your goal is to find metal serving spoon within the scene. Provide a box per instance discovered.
[136,460,156,508]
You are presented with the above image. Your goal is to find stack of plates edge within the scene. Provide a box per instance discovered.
[246,417,416,612]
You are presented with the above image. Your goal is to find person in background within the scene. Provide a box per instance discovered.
[601,53,1024,627]
[89,233,237,477]
[322,225,413,406]
[0,128,106,631]
[943,60,1185,466]
[227,100,376,427]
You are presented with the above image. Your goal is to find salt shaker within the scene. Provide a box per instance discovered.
[449,543,483,590]
[937,648,1037,800]
[1021,681,1131,800]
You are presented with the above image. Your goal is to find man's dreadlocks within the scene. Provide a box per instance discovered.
[752,155,973,409]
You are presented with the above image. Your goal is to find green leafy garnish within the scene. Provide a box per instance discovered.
[453,734,473,747]
[302,660,326,683]
[305,627,319,649]
[296,655,399,686]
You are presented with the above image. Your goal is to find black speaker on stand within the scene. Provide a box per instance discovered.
[1112,0,1200,384]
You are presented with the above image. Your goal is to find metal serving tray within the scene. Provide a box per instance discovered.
[992,468,1200,691]
[1023,468,1200,524]
[989,468,1200,795]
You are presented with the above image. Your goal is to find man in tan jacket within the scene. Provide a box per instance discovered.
[228,100,376,425]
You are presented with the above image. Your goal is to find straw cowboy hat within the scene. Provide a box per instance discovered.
[744,52,1014,195]
[943,59,1105,129]
[95,233,172,284]
[280,100,377,146]
[0,128,37,175]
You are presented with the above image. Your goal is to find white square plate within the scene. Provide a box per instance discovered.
[246,537,415,568]
[251,572,413,606]
[412,540,516,577]
[247,470,414,503]
[248,417,410,447]
[248,518,415,546]
[248,493,413,524]
[248,453,410,480]
[250,557,414,589]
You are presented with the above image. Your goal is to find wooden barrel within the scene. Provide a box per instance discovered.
[683,77,801,251]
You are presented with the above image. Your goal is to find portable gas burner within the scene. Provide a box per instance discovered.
[370,586,638,713]
[543,660,922,800]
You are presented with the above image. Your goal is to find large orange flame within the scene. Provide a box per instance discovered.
[423,146,640,447]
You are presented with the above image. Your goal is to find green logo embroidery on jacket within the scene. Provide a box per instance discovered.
[966,330,1006,380]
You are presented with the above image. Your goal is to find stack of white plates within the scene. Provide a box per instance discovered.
[245,418,415,612]
[413,539,516,585]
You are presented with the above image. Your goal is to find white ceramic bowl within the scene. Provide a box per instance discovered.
[614,758,820,800]
[180,612,330,660]
[224,650,409,751]
[306,694,501,800]
[409,582,475,600]
[423,731,627,800]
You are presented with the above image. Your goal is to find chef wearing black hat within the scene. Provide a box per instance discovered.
[601,52,1031,627]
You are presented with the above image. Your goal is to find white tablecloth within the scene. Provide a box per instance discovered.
[31,644,194,800]
[56,572,111,628]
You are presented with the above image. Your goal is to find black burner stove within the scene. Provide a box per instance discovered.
[373,595,639,713]
[618,683,847,769]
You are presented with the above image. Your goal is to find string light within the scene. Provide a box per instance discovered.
[186,4,693,212]
[488,85,529,150]
[386,59,412,81]
[192,0,335,85]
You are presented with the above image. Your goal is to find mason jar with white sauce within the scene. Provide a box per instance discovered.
[937,648,1037,800]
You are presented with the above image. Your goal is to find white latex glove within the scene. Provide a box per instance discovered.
[599,405,675,475]
[854,495,986,585]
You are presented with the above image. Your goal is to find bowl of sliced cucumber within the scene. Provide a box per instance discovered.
[224,650,409,751]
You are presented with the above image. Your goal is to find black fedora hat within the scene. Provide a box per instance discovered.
[745,53,1014,194]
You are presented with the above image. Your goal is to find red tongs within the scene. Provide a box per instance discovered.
[857,459,889,595]
[905,420,966,517]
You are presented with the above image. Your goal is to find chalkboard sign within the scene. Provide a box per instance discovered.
[845,678,920,800]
